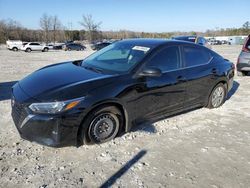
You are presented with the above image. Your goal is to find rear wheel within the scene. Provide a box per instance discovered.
[207,83,227,109]
[83,106,123,144]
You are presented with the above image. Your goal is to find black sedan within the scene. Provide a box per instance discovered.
[63,43,86,51]
[11,39,234,147]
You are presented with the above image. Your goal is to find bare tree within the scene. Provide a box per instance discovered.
[40,13,52,43]
[243,21,250,29]
[79,14,102,42]
[51,16,63,44]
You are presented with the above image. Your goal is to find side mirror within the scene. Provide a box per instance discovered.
[138,67,162,77]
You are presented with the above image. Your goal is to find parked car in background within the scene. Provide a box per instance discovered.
[53,44,64,50]
[208,39,222,45]
[6,40,26,51]
[62,43,86,51]
[172,36,211,49]
[11,39,234,147]
[237,35,250,76]
[221,40,228,44]
[21,42,49,52]
[47,44,54,50]
[91,41,112,50]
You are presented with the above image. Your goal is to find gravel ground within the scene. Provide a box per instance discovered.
[0,45,250,188]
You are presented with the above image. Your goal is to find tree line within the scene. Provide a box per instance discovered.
[0,14,249,44]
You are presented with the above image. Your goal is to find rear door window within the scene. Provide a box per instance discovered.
[183,46,211,67]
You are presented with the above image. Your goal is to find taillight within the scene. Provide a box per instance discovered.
[242,47,250,52]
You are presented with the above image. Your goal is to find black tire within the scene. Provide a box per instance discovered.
[67,47,71,51]
[237,71,247,76]
[43,47,48,52]
[207,83,227,109]
[83,106,123,144]
[12,47,18,51]
[25,48,31,52]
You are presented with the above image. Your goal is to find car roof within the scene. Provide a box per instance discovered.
[116,38,196,48]
[173,35,198,39]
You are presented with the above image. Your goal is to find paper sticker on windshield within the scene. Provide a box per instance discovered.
[132,46,150,52]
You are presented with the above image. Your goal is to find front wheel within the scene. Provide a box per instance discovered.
[25,48,31,52]
[207,83,227,109]
[43,48,48,52]
[84,106,123,144]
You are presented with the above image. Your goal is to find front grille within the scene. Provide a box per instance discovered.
[12,101,28,127]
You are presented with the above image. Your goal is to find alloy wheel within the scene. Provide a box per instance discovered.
[211,86,225,108]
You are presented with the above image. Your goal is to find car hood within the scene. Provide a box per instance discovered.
[18,61,113,101]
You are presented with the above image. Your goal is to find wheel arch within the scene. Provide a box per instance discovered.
[26,48,31,52]
[12,47,18,51]
[76,100,129,146]
[206,79,228,107]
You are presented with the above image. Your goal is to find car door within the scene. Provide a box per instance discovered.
[182,45,214,107]
[28,43,35,50]
[36,43,43,50]
[31,43,41,51]
[134,45,187,121]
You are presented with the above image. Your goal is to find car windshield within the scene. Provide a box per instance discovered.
[82,42,151,74]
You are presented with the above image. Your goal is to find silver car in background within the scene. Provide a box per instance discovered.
[172,35,212,49]
[237,35,250,76]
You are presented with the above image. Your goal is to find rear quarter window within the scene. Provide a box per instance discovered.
[183,46,211,67]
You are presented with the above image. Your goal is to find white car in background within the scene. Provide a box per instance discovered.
[6,40,26,51]
[20,42,49,52]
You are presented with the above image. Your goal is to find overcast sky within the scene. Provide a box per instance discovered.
[0,0,249,32]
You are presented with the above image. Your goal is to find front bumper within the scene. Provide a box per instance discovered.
[11,95,86,147]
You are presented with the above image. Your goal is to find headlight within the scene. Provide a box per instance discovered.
[29,97,84,114]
